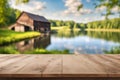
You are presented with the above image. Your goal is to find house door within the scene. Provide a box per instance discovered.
[24,26,31,31]
[11,27,15,31]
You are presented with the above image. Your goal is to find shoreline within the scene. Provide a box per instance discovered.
[85,29,120,32]
[51,27,120,32]
[0,30,40,45]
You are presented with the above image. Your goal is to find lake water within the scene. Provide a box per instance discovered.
[0,31,120,54]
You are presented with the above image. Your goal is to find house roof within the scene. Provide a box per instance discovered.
[20,11,50,23]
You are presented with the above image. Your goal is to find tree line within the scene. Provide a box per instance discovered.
[87,18,120,29]
[0,0,119,29]
[0,0,28,27]
[49,20,86,30]
[50,18,120,29]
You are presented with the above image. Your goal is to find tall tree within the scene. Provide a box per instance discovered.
[0,0,11,26]
[78,0,120,19]
[0,0,30,27]
[96,0,120,19]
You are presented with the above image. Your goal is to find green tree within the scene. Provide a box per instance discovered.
[0,0,11,27]
[56,21,61,26]
[86,18,120,29]
[15,9,21,18]
[105,46,120,54]
[15,0,30,5]
[96,0,120,19]
[74,23,80,29]
[0,0,29,27]
[66,21,75,30]
[80,23,86,30]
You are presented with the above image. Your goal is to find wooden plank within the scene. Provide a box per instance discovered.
[42,55,62,77]
[0,55,33,72]
[0,55,10,58]
[14,55,62,77]
[0,55,50,78]
[62,55,107,77]
[99,55,120,67]
[104,54,120,61]
[0,55,28,67]
[86,54,120,77]
[0,55,24,62]
[0,55,35,78]
[15,55,42,77]
[0,54,120,78]
[0,55,30,74]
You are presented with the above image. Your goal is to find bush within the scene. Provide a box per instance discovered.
[104,46,120,54]
[0,46,19,54]
[25,49,69,54]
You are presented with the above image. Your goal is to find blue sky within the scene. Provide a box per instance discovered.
[10,0,119,23]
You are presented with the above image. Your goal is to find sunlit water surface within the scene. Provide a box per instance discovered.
[0,31,120,54]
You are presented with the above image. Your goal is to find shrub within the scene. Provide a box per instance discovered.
[0,46,19,54]
[25,49,69,54]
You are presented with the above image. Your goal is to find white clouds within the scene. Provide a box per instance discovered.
[95,6,106,13]
[63,0,92,16]
[86,0,91,3]
[111,6,119,13]
[63,0,82,15]
[95,5,119,14]
[79,8,92,14]
[9,0,118,23]
[81,16,105,23]
[10,0,46,12]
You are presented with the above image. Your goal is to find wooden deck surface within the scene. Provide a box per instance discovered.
[0,54,120,78]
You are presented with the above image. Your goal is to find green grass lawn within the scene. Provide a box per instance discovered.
[0,29,40,45]
[0,46,69,54]
[24,49,69,54]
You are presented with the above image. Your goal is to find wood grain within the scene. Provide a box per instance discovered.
[0,54,119,78]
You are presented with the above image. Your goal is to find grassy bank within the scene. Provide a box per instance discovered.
[0,46,69,54]
[52,26,120,32]
[51,26,80,31]
[0,30,40,45]
[104,46,120,54]
[25,49,69,54]
[0,46,19,54]
[51,26,64,30]
[86,29,120,32]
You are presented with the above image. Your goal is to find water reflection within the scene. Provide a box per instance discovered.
[47,30,120,54]
[0,30,120,54]
[55,30,120,43]
[86,31,120,43]
[16,35,51,53]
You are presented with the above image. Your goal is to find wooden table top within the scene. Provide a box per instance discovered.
[0,54,120,78]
